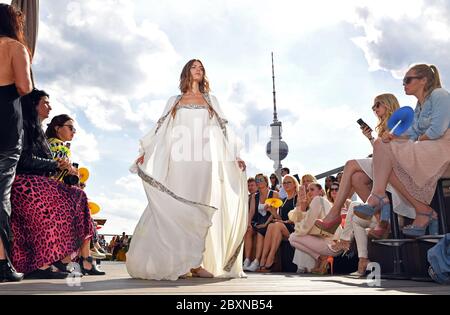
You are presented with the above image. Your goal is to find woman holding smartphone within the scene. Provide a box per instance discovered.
[316,94,417,240]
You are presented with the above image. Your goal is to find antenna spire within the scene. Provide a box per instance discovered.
[272,52,278,122]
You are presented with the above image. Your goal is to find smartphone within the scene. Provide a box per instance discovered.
[357,118,372,132]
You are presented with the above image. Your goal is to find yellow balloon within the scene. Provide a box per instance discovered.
[88,201,100,215]
[79,167,90,183]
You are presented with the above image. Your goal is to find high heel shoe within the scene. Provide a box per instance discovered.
[79,256,106,276]
[314,216,342,235]
[349,258,370,278]
[354,194,390,220]
[402,210,439,237]
[329,240,350,254]
[368,221,390,240]
[311,256,334,275]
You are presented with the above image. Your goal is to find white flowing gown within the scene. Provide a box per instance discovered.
[126,94,248,281]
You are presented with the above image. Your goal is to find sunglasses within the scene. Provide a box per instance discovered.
[330,187,339,192]
[270,177,276,179]
[62,125,76,132]
[372,101,382,111]
[403,76,423,85]
[255,178,265,183]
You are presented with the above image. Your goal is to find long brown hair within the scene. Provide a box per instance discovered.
[179,59,210,94]
[409,64,442,97]
[0,4,31,60]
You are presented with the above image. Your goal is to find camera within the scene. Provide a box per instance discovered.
[58,162,80,186]
[63,174,80,186]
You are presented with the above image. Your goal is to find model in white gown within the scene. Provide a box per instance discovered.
[126,93,248,281]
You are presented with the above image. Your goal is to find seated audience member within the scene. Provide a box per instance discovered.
[244,174,279,272]
[269,173,280,192]
[258,175,299,272]
[289,183,342,274]
[10,89,104,278]
[315,93,421,236]
[45,114,106,260]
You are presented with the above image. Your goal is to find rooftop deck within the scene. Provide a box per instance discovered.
[1,262,448,295]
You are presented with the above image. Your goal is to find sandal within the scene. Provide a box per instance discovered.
[256,264,273,273]
[402,210,438,237]
[329,240,350,254]
[191,267,213,278]
[354,194,390,221]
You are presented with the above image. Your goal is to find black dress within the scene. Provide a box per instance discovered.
[251,190,274,236]
[0,83,22,257]
[279,195,297,234]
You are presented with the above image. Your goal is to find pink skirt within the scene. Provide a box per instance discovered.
[389,129,450,204]
[10,174,94,274]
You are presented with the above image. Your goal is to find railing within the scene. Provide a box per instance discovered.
[315,166,344,180]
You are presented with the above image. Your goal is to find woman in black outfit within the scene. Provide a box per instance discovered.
[0,3,33,282]
[258,174,299,271]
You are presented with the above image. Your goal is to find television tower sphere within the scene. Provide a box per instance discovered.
[266,140,289,161]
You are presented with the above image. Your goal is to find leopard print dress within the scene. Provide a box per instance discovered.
[10,174,94,274]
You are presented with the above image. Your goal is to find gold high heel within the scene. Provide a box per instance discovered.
[330,240,351,254]
[311,256,334,275]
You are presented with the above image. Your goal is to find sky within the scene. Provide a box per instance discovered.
[3,0,449,235]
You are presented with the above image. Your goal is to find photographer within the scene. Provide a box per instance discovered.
[45,114,79,185]
[46,114,107,261]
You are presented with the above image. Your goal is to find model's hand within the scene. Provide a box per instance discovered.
[136,154,145,165]
[237,158,246,171]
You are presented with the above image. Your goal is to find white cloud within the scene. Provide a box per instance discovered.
[90,193,147,235]
[350,0,450,82]
[34,0,181,133]
[115,174,143,193]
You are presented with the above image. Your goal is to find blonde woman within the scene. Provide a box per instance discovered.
[258,174,299,272]
[316,93,417,243]
[289,183,342,274]
[355,65,450,237]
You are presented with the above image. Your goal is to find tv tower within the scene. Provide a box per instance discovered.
[266,53,289,181]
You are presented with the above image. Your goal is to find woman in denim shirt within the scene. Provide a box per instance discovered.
[318,64,450,237]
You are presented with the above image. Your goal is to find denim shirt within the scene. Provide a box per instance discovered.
[403,88,450,141]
